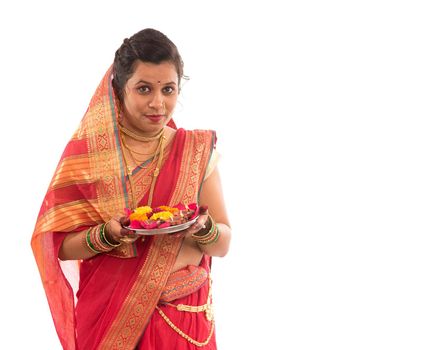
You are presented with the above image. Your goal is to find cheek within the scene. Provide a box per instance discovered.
[166,98,178,112]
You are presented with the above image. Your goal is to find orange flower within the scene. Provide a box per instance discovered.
[158,205,179,214]
[130,206,152,221]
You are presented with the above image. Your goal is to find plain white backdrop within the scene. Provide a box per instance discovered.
[1,0,423,349]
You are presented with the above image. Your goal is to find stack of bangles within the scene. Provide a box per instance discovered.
[85,222,121,254]
[192,216,220,245]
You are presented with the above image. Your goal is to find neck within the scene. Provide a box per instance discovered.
[119,124,165,142]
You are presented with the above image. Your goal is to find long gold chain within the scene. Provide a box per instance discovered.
[120,137,138,209]
[119,129,166,208]
[147,133,165,206]
[156,277,215,347]
[121,136,156,157]
[155,307,215,347]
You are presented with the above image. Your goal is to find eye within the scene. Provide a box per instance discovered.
[162,86,175,95]
[137,86,151,94]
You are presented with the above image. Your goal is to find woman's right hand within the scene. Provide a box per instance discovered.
[105,216,138,244]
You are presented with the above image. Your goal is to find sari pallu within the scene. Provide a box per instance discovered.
[31,67,216,350]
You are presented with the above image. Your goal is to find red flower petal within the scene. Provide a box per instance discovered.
[188,203,198,210]
[129,220,143,229]
[158,222,171,228]
[174,203,186,211]
[140,221,158,229]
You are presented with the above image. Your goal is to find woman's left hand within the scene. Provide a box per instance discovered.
[171,206,209,238]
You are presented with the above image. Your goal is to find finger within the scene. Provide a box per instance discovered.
[199,205,208,215]
[119,216,131,226]
[120,227,135,237]
[193,221,206,231]
[196,214,209,226]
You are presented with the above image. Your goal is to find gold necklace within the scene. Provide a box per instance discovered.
[120,129,166,208]
[121,135,157,158]
[119,124,164,142]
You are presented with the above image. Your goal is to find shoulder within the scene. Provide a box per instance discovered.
[180,129,217,148]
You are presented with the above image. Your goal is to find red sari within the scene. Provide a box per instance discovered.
[31,67,217,349]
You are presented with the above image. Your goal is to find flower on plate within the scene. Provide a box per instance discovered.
[126,202,201,230]
[158,205,179,214]
[150,211,174,221]
[129,206,152,221]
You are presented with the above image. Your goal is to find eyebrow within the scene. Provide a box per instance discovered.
[135,79,177,85]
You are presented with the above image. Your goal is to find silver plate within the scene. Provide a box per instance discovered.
[124,217,198,235]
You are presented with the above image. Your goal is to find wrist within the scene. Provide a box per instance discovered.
[193,216,213,237]
[102,221,121,247]
[85,224,115,254]
[192,217,220,245]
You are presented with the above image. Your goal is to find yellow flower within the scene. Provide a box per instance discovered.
[130,206,152,221]
[151,211,174,221]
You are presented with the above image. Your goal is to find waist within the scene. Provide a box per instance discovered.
[159,264,209,303]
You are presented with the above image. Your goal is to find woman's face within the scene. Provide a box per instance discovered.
[121,60,179,136]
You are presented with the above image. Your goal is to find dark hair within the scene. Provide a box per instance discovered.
[112,28,185,103]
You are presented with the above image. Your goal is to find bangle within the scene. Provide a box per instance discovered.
[85,228,101,254]
[192,217,220,245]
[85,224,118,254]
[192,216,214,237]
[198,225,220,245]
[100,222,121,247]
[92,225,114,252]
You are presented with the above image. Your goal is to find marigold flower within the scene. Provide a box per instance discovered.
[129,206,152,221]
[159,205,179,213]
[150,211,174,221]
[130,212,149,221]
[133,206,152,215]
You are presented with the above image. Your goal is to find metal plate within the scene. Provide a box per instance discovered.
[124,217,198,235]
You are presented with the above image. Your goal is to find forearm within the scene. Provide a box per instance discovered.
[196,223,231,257]
[58,222,122,261]
[58,228,99,261]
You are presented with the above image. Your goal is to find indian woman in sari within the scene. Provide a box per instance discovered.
[31,28,231,350]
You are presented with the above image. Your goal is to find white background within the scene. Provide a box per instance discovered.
[1,0,423,349]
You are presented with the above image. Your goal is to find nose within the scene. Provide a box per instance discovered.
[148,92,164,110]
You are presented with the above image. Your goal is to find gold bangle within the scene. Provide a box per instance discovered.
[91,225,113,252]
[101,221,121,247]
[198,225,220,245]
[192,217,214,240]
[192,217,220,245]
[194,216,213,237]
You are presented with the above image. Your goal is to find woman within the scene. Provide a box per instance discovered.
[31,28,231,350]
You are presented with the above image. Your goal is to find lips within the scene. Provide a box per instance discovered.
[145,114,164,122]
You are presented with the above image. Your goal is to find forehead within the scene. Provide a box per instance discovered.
[128,61,178,85]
